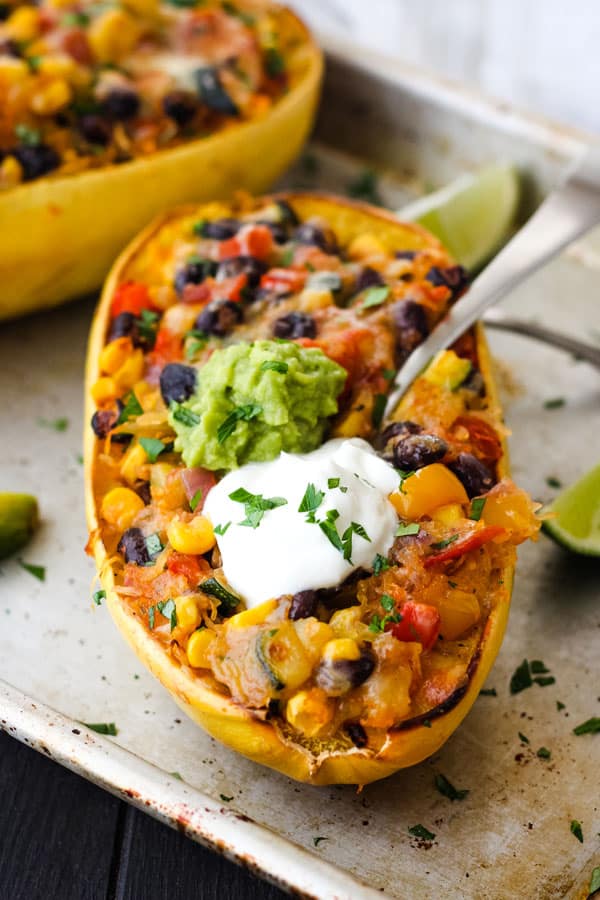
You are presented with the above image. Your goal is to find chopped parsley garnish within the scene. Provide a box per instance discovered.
[546,476,562,489]
[372,393,387,428]
[189,489,203,512]
[347,168,382,205]
[536,746,551,759]
[328,477,340,489]
[192,218,207,236]
[382,368,396,381]
[260,360,288,374]
[229,487,287,528]
[298,482,325,516]
[172,404,201,428]
[83,722,118,736]
[220,793,234,803]
[589,866,600,896]
[544,397,566,410]
[361,285,390,310]
[408,824,435,841]
[396,521,420,537]
[217,402,262,443]
[118,391,143,424]
[431,534,459,550]
[380,593,395,611]
[15,123,41,146]
[37,416,69,432]
[479,688,497,697]
[556,701,566,711]
[319,512,344,553]
[184,328,209,360]
[434,773,469,801]
[448,580,458,589]
[530,659,550,674]
[313,836,328,847]
[93,589,106,606]
[397,469,416,493]
[149,598,177,632]
[469,497,486,521]
[573,717,600,736]
[369,595,402,633]
[139,437,168,463]
[264,46,285,77]
[341,519,370,562]
[372,553,390,575]
[62,10,89,26]
[518,731,529,744]
[199,577,240,612]
[510,658,555,694]
[170,771,183,780]
[214,522,231,536]
[18,560,45,581]
[280,246,295,266]
[137,309,159,347]
[571,820,584,843]
[144,532,163,562]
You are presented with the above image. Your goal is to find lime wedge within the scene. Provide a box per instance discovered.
[398,164,520,271]
[542,463,600,556]
[0,492,39,560]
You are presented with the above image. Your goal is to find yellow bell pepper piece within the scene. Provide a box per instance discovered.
[227,599,278,629]
[430,503,464,525]
[434,590,480,641]
[389,463,468,520]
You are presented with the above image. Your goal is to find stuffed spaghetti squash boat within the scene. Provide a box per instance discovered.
[0,0,321,319]
[85,192,539,785]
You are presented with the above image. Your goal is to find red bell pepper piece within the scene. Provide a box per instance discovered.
[424,525,505,568]
[388,601,440,651]
[111,281,155,318]
[167,553,204,585]
[218,225,274,262]
[260,268,307,294]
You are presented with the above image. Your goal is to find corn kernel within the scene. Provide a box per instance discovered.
[167,515,215,555]
[6,6,40,42]
[99,337,133,376]
[91,376,118,405]
[333,406,369,438]
[298,288,334,311]
[322,638,361,663]
[100,486,144,531]
[30,78,72,115]
[120,441,148,486]
[389,463,468,520]
[423,350,471,392]
[174,596,201,634]
[347,233,387,260]
[430,503,463,525]
[286,688,334,737]
[88,9,142,63]
[112,349,145,390]
[186,628,215,668]
[227,599,278,628]
[0,57,30,85]
[0,155,23,189]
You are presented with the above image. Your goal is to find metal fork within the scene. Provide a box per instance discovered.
[482,308,600,370]
[385,144,600,416]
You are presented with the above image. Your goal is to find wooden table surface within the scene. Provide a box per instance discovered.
[0,731,287,900]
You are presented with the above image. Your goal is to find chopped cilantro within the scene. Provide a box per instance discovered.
[137,309,159,347]
[172,404,201,428]
[589,866,600,896]
[431,534,458,550]
[544,397,565,410]
[118,391,143,424]
[380,593,395,612]
[469,497,486,521]
[434,773,469,801]
[347,168,382,205]
[220,793,234,803]
[479,688,497,697]
[408,824,435,841]
[185,329,209,360]
[93,589,106,606]
[83,722,118,736]
[213,522,231,536]
[165,0,200,7]
[397,469,416,493]
[18,560,45,581]
[372,553,390,575]
[217,403,262,443]
[158,598,177,631]
[510,659,533,694]
[536,747,551,759]
[260,360,288,374]
[534,676,555,687]
[313,836,328,847]
[61,10,89,26]
[448,580,458,589]
[571,820,584,843]
[229,487,287,528]
[530,659,550,674]
[280,246,295,266]
[75,453,84,465]
[189,489,203,512]
[319,517,344,553]
[265,46,285,77]
[199,577,240,612]
[170,772,183,781]
[396,521,420,537]
[371,393,387,428]
[573,717,600,736]
[382,368,396,381]
[361,285,390,310]
[546,476,562,489]
[139,437,168,463]
[15,123,41,146]
[37,416,69,432]
[556,701,566,711]
[422,719,432,728]
[192,218,207,236]
[298,483,325,515]
[144,532,163,561]
[518,731,529,744]
[328,477,340,489]
[148,605,155,630]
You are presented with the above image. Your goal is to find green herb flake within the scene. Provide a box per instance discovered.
[347,168,382,205]
[189,489,203,513]
[573,717,600,736]
[192,218,207,236]
[434,773,469,801]
[93,589,106,606]
[280,245,295,266]
[260,360,288,374]
[518,731,530,744]
[313,836,328,847]
[536,746,551,759]
[361,285,390,310]
[18,560,45,582]
[372,553,390,575]
[533,675,556,687]
[298,482,325,515]
[148,605,156,630]
[571,820,584,843]
[172,404,201,428]
[422,719,432,728]
[217,402,262,444]
[170,771,183,781]
[144,532,163,561]
[136,309,159,347]
[220,793,234,803]
[83,722,118,736]
[408,824,435,841]
[510,658,533,694]
[382,368,396,381]
[229,487,287,528]
[139,437,167,463]
[380,593,395,612]
[431,534,459,551]
[556,701,566,711]
[37,416,69,432]
[588,866,600,896]
[61,10,89,26]
[397,469,416,493]
[530,659,549,674]
[544,397,566,410]
[319,517,344,553]
[546,476,562,489]
[157,598,177,631]
[372,393,387,429]
[479,688,497,697]
[214,522,231,536]
[469,497,486,521]
[396,521,420,537]
[118,391,143,424]
[265,46,285,78]
[15,123,41,146]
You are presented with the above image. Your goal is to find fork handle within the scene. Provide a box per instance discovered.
[483,316,600,370]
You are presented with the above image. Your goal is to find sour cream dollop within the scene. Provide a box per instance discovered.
[203,438,400,608]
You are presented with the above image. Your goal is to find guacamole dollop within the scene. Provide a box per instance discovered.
[169,340,347,470]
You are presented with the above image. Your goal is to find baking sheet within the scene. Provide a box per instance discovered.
[1,40,599,899]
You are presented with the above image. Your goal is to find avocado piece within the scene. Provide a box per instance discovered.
[0,492,39,560]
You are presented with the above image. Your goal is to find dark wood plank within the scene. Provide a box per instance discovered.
[0,731,121,900]
[112,803,288,900]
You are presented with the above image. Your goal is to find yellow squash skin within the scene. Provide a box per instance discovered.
[85,193,514,785]
[0,9,321,322]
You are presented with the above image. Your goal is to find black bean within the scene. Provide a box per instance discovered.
[395,250,417,260]
[0,38,21,56]
[425,265,469,293]
[392,433,448,470]
[103,88,140,120]
[355,266,384,294]
[448,453,494,498]
[78,114,112,146]
[163,90,197,126]
[216,255,267,289]
[194,299,243,337]
[174,259,217,296]
[255,220,288,244]
[346,722,368,748]
[293,222,338,255]
[91,408,118,438]
[136,482,151,505]
[199,217,241,240]
[289,590,318,620]
[390,299,429,355]
[316,646,375,697]
[117,528,150,565]
[12,144,60,181]
[159,363,197,406]
[272,311,316,339]
[195,66,238,115]
[275,199,299,226]
[381,420,421,444]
